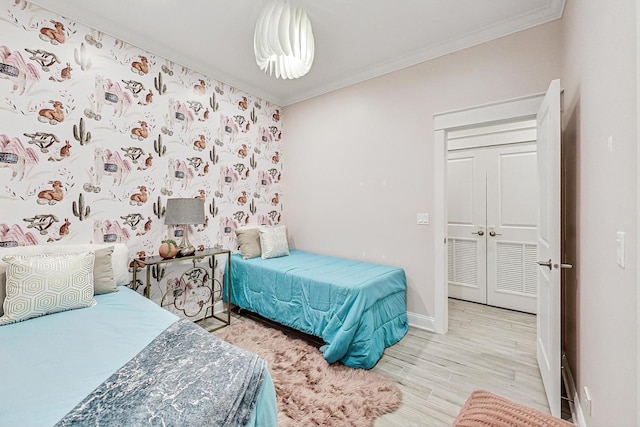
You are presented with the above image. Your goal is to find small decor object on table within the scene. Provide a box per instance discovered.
[158,239,178,259]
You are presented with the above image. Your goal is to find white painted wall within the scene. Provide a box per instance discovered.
[282,21,562,322]
[561,0,638,424]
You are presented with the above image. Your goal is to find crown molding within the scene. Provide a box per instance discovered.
[281,0,566,106]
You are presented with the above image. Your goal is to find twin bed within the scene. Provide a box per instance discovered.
[229,248,409,369]
[0,244,277,427]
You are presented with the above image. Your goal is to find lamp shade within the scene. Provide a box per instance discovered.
[164,198,205,225]
[254,0,314,79]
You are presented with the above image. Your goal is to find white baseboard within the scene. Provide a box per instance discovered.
[407,311,436,332]
[562,353,587,427]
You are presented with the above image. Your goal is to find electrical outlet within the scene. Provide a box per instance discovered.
[416,213,429,225]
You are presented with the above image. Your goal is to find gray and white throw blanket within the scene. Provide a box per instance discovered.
[55,319,267,427]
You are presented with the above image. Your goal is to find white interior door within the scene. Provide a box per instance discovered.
[536,79,562,417]
[447,149,486,305]
[486,143,538,314]
[448,143,538,314]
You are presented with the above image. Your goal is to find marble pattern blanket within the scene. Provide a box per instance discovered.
[55,319,267,427]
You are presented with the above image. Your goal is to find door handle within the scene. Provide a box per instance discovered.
[471,230,484,236]
[489,230,502,237]
[537,259,574,270]
[537,259,552,270]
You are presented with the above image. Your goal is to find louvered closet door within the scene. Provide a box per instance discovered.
[448,143,538,314]
[485,143,538,314]
[447,148,487,305]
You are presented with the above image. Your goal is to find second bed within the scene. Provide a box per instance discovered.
[229,249,408,369]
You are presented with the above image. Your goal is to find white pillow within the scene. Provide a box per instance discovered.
[259,225,290,259]
[0,243,128,282]
[0,243,128,315]
[0,252,97,325]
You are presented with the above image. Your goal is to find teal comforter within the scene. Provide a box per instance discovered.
[228,249,408,369]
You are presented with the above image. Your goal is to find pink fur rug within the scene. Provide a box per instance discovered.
[216,319,402,426]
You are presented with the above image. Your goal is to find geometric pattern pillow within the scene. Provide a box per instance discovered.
[259,225,290,259]
[0,251,96,325]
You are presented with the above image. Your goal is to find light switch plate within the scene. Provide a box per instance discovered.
[616,231,625,268]
[417,213,429,225]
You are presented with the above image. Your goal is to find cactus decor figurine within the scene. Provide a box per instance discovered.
[72,193,90,220]
[151,264,166,280]
[209,198,218,217]
[209,145,219,165]
[154,134,166,157]
[154,72,166,95]
[73,117,92,145]
[153,196,165,219]
[209,92,219,112]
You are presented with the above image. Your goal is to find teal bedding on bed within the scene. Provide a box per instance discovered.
[229,249,408,369]
[0,286,277,427]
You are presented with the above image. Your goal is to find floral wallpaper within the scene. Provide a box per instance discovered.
[0,0,283,320]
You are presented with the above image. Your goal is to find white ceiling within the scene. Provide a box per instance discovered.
[28,0,565,107]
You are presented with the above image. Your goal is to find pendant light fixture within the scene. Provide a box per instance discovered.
[254,0,315,79]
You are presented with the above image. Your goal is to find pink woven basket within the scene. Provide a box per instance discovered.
[453,390,575,427]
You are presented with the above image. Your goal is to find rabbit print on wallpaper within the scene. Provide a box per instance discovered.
[0,0,283,318]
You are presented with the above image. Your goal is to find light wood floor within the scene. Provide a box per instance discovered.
[373,298,549,426]
[204,298,553,426]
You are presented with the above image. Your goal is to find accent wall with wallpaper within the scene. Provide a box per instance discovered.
[0,0,283,320]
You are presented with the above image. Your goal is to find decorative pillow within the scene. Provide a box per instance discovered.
[235,228,262,259]
[259,226,290,259]
[0,244,128,314]
[93,246,118,295]
[36,244,128,285]
[0,252,96,325]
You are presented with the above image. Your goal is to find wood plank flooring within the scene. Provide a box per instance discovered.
[204,298,556,426]
[373,298,549,426]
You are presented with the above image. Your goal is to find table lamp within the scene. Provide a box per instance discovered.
[164,198,205,257]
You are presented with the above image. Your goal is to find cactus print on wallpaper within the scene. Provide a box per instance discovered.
[0,0,283,320]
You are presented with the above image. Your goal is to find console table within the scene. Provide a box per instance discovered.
[131,247,231,329]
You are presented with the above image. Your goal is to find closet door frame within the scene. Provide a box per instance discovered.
[434,93,545,334]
